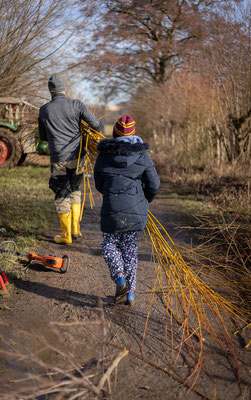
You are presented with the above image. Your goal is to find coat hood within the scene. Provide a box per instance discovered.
[97,138,149,168]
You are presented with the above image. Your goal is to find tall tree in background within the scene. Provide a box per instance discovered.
[204,3,251,163]
[74,0,242,100]
[0,0,74,98]
[116,1,250,168]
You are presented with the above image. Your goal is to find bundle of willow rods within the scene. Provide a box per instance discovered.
[81,122,250,384]
[78,121,107,217]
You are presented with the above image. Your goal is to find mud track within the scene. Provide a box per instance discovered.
[0,179,250,400]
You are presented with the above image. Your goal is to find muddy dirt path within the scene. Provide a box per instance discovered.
[0,181,250,400]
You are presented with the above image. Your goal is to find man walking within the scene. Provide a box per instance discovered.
[39,75,103,244]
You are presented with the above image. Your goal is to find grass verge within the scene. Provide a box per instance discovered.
[0,162,56,300]
[162,171,251,313]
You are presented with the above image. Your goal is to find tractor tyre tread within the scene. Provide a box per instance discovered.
[0,129,23,168]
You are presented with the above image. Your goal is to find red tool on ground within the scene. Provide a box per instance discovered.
[0,241,70,274]
[0,265,9,291]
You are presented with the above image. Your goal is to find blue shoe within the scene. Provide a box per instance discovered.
[114,277,128,304]
[125,291,135,306]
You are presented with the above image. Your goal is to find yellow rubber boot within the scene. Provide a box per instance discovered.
[54,212,72,244]
[72,203,82,241]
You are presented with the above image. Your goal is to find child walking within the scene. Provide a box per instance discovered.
[94,115,160,305]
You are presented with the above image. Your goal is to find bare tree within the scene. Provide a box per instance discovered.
[204,2,251,163]
[73,0,242,101]
[125,3,251,172]
[0,0,75,97]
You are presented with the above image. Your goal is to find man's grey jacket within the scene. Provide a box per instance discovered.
[39,93,103,163]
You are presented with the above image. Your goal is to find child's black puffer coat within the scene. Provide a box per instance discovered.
[94,137,160,233]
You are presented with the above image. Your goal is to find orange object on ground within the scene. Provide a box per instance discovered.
[0,270,9,285]
[0,241,70,274]
[0,275,6,291]
[27,252,68,271]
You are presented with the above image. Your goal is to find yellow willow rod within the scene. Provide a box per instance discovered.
[161,269,189,307]
[194,280,248,320]
[183,246,250,276]
[142,257,195,349]
[76,135,83,174]
[148,211,180,248]
[214,294,248,327]
[148,235,204,286]
[79,149,96,220]
[186,279,245,317]
[199,295,227,334]
[234,322,251,334]
[209,301,238,351]
[147,227,191,320]
[158,267,174,312]
[147,225,181,268]
[147,231,186,303]
[174,326,200,350]
[205,289,250,313]
[87,176,94,208]
[151,237,178,261]
[85,132,89,151]
[85,152,94,175]
[154,264,191,313]
[194,280,251,287]
[174,296,196,348]
[81,123,106,139]
[142,262,159,345]
[147,217,249,325]
[157,256,170,304]
[165,274,216,317]
[156,249,205,298]
[151,243,188,276]
[168,297,199,343]
[176,245,246,278]
[158,241,237,305]
[80,166,86,221]
[185,339,203,391]
[20,126,38,146]
[169,295,174,360]
[150,247,166,294]
[147,218,177,254]
[173,307,199,344]
[199,293,240,339]
[151,243,178,274]
[182,267,247,285]
[146,288,186,294]
[199,296,220,339]
[85,153,96,208]
[182,255,242,277]
[174,316,197,368]
[155,270,201,342]
[162,282,195,326]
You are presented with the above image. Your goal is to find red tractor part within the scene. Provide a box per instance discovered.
[0,130,22,168]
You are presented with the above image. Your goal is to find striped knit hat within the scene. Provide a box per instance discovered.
[113,114,135,138]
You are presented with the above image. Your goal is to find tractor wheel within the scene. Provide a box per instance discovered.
[0,129,22,168]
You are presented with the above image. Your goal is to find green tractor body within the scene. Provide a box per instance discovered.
[0,97,48,168]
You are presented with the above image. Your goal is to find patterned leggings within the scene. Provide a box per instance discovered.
[101,231,138,292]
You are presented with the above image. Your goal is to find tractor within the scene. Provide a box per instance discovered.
[0,97,48,168]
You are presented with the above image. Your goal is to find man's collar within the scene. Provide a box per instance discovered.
[51,92,66,98]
